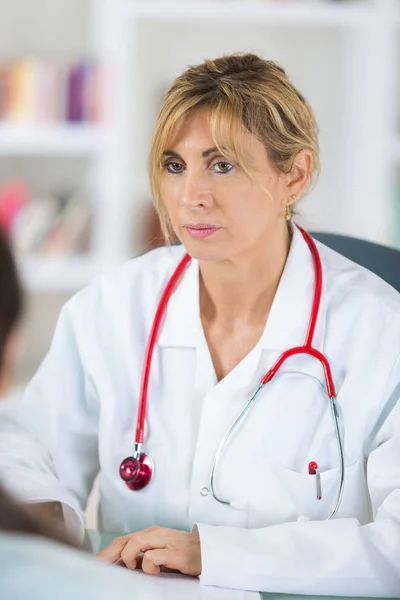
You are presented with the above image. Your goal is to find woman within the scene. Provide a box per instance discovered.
[0,53,399,597]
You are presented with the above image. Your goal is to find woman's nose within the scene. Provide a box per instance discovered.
[179,172,212,209]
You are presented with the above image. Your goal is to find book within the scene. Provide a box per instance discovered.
[0,57,102,125]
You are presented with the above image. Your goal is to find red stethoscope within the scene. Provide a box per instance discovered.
[119,226,345,519]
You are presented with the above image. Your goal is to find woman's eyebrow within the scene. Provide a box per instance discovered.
[202,146,219,158]
[162,150,182,159]
[162,147,221,160]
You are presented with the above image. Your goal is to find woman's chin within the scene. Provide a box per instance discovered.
[180,239,230,262]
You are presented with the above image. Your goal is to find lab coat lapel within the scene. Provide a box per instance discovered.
[260,225,326,353]
[157,252,201,348]
[258,226,344,393]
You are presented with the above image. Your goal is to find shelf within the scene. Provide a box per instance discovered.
[0,124,104,157]
[124,0,374,26]
[19,255,104,293]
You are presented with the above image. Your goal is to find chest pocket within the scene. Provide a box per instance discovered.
[235,359,368,527]
[248,457,368,527]
[211,355,352,525]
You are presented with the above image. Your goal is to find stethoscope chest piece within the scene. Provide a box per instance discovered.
[119,453,154,491]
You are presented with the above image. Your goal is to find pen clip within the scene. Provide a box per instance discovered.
[308,461,322,500]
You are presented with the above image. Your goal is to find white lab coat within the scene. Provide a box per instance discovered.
[0,226,400,597]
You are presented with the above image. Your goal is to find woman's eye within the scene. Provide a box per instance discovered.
[213,161,233,174]
[165,161,184,174]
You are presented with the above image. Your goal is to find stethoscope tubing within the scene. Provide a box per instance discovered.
[327,396,345,520]
[209,383,264,505]
[210,373,345,520]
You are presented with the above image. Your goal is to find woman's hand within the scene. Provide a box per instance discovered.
[97,525,202,576]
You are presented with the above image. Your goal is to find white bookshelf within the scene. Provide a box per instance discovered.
[1,0,400,295]
[20,255,104,293]
[0,124,104,157]
[124,0,374,25]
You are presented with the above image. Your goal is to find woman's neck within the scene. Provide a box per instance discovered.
[199,225,292,328]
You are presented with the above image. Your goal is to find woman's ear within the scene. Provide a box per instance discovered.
[286,149,313,203]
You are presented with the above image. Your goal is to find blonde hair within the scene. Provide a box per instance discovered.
[149,52,319,242]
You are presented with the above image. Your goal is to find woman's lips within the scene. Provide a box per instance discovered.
[184,225,221,239]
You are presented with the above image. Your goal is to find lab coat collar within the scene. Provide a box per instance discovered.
[258,224,326,352]
[157,248,201,348]
[157,225,327,354]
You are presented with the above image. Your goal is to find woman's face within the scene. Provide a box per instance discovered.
[159,109,291,262]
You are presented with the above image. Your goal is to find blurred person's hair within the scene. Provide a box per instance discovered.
[0,226,76,548]
[149,52,319,243]
[0,227,23,372]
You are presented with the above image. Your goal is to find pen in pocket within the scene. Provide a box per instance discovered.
[308,461,322,500]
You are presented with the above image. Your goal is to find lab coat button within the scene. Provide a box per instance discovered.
[200,487,209,496]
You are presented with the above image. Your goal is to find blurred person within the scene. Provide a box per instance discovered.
[0,225,70,542]
[0,225,23,400]
[0,228,185,600]
[0,53,399,597]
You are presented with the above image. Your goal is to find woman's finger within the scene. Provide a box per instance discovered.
[96,535,129,563]
[141,548,180,575]
[120,532,162,569]
[113,558,128,568]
